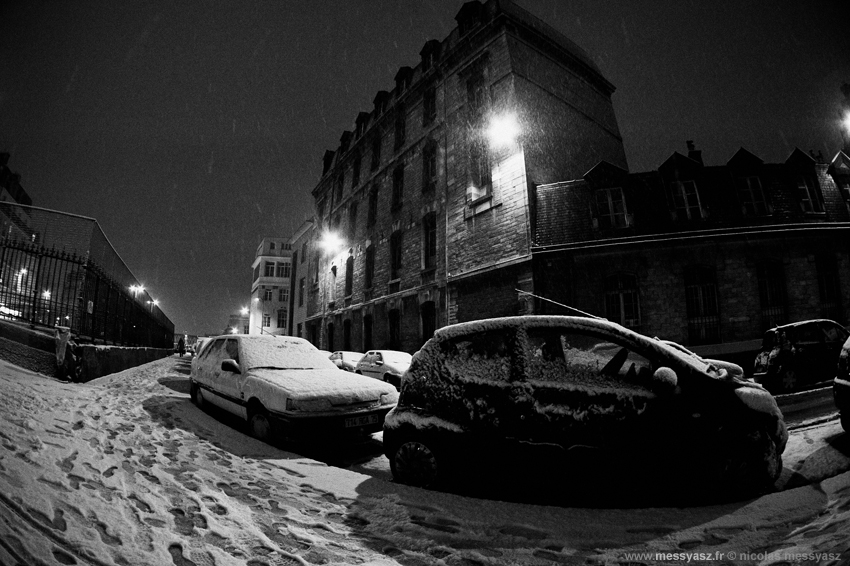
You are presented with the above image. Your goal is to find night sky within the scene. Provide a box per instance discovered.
[2,0,849,337]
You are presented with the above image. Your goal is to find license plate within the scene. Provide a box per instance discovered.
[345,414,379,428]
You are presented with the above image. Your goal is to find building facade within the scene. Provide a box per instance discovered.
[305,0,627,353]
[288,220,315,340]
[533,145,850,369]
[249,237,294,335]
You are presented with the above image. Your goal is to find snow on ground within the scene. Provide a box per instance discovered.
[0,356,849,565]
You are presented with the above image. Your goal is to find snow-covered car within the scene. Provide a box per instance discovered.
[384,316,788,496]
[355,350,412,388]
[753,319,849,394]
[834,333,850,433]
[190,335,398,442]
[329,351,363,372]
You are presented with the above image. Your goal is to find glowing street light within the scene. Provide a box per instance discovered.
[842,110,850,137]
[230,327,239,334]
[486,113,520,148]
[42,290,51,300]
[240,306,249,316]
[320,231,344,254]
[146,299,159,312]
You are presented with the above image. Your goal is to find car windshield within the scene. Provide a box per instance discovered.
[242,338,337,371]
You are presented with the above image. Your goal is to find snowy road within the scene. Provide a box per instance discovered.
[1,356,850,565]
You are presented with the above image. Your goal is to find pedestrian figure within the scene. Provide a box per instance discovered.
[177,336,185,357]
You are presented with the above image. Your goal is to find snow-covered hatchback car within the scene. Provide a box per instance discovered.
[384,316,788,496]
[190,335,398,442]
[835,333,850,433]
[355,350,412,388]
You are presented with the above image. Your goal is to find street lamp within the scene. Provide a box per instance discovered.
[486,112,520,148]
[146,299,158,312]
[320,230,344,255]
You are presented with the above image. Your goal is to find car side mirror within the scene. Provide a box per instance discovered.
[651,367,677,393]
[375,360,383,366]
[221,359,241,373]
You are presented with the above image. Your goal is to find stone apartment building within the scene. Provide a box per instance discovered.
[305,0,627,353]
[249,237,295,335]
[288,219,315,340]
[532,145,850,367]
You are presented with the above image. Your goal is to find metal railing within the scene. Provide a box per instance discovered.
[0,203,174,347]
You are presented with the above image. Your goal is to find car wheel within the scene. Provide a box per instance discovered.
[248,404,272,442]
[384,374,400,388]
[780,369,797,393]
[390,439,440,488]
[712,428,781,497]
[191,382,205,409]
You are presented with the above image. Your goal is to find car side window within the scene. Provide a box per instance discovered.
[199,339,221,361]
[442,330,512,382]
[224,339,240,363]
[526,329,653,390]
[821,322,848,346]
[796,324,824,345]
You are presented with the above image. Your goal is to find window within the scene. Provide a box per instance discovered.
[298,277,305,306]
[467,138,491,202]
[365,245,375,289]
[422,140,437,193]
[394,106,406,150]
[301,241,307,263]
[443,329,512,382]
[348,202,358,239]
[757,261,787,330]
[262,314,271,327]
[352,154,361,189]
[737,176,769,216]
[423,87,436,126]
[345,255,354,297]
[263,287,273,301]
[367,186,378,227]
[277,309,287,329]
[279,287,289,303]
[670,180,703,220]
[390,231,403,280]
[605,274,640,328]
[275,262,291,278]
[269,242,276,250]
[422,212,437,270]
[264,262,275,277]
[327,322,335,352]
[388,309,401,349]
[595,188,629,229]
[329,265,337,303]
[684,266,720,345]
[466,69,487,119]
[296,322,303,337]
[817,255,842,322]
[343,319,352,350]
[420,301,436,345]
[392,166,404,210]
[335,172,344,205]
[371,136,381,171]
[253,264,260,282]
[797,175,824,213]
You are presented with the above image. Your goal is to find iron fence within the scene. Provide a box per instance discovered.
[0,202,174,347]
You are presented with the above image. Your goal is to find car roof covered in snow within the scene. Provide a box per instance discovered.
[231,334,337,371]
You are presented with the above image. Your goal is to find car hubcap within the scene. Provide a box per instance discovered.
[394,441,438,487]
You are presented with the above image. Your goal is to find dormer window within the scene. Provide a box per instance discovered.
[394,105,406,150]
[420,39,441,71]
[669,180,704,220]
[796,175,824,213]
[456,1,483,36]
[374,91,389,115]
[736,176,770,216]
[593,187,630,229]
[395,67,412,94]
[355,112,369,138]
[339,131,352,153]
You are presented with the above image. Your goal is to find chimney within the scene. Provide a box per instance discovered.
[686,140,703,165]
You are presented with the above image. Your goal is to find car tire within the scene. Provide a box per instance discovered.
[384,374,400,389]
[390,438,441,488]
[712,428,781,497]
[248,403,272,442]
[190,382,205,410]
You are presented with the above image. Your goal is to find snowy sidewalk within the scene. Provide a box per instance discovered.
[1,356,849,565]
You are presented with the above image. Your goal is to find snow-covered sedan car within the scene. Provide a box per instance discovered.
[355,350,412,388]
[384,316,788,497]
[190,335,398,442]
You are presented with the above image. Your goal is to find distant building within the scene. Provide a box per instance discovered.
[533,144,850,368]
[306,0,627,353]
[249,237,294,335]
[225,312,249,335]
[0,153,32,207]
